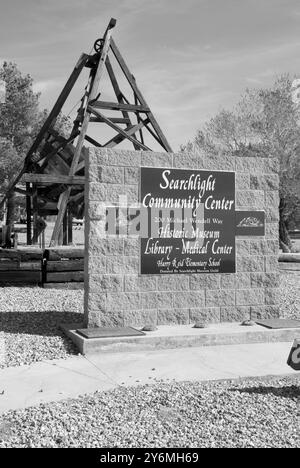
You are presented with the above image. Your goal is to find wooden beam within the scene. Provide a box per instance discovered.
[84,135,102,147]
[89,107,151,150]
[32,185,39,245]
[22,174,85,185]
[63,211,68,246]
[104,119,150,148]
[90,101,150,113]
[50,19,114,246]
[105,55,140,150]
[68,207,73,245]
[39,131,79,173]
[14,187,28,196]
[75,160,85,173]
[26,183,32,246]
[90,116,131,124]
[135,94,145,145]
[110,38,173,152]
[69,191,84,203]
[25,54,88,164]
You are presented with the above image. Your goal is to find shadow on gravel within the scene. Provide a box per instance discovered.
[0,311,84,337]
[229,385,300,399]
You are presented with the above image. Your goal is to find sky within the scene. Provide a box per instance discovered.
[1,0,300,150]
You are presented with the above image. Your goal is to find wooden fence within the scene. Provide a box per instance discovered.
[0,247,84,288]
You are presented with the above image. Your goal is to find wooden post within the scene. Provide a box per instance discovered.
[26,183,32,245]
[110,38,173,152]
[32,185,38,245]
[50,20,116,247]
[68,208,73,245]
[63,210,68,245]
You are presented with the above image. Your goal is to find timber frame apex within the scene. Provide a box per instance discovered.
[0,17,172,247]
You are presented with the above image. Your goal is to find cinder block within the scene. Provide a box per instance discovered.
[90,274,123,292]
[88,148,108,166]
[140,291,173,309]
[141,151,173,167]
[106,256,139,274]
[124,238,140,256]
[173,291,205,308]
[265,288,281,305]
[235,157,264,173]
[236,190,264,209]
[88,183,107,201]
[235,273,251,288]
[220,274,236,289]
[236,289,265,305]
[236,173,250,190]
[106,292,140,311]
[125,275,157,292]
[87,257,106,276]
[89,165,103,183]
[189,274,220,290]
[264,157,279,174]
[124,309,157,327]
[206,290,235,307]
[236,256,265,272]
[265,191,279,208]
[250,174,279,190]
[189,307,220,324]
[236,239,250,256]
[105,149,141,167]
[265,256,279,272]
[250,305,280,320]
[87,310,124,327]
[89,238,124,256]
[158,275,189,291]
[158,308,189,325]
[265,222,279,239]
[204,152,235,171]
[221,306,250,322]
[86,292,106,311]
[100,166,124,184]
[250,239,278,255]
[265,205,279,222]
[173,152,204,169]
[125,167,139,184]
[250,272,280,288]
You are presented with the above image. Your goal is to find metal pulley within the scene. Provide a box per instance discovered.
[94,38,104,53]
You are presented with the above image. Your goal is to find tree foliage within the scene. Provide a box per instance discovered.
[0,62,71,227]
[182,75,300,249]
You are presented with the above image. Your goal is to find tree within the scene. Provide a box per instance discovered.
[0,62,45,234]
[0,62,71,241]
[182,75,300,250]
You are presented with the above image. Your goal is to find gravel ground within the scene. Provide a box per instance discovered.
[0,287,83,368]
[279,272,300,320]
[0,375,299,448]
[0,271,298,369]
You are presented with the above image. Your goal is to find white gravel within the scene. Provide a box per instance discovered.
[0,287,83,368]
[279,272,300,320]
[0,376,299,448]
[0,270,298,369]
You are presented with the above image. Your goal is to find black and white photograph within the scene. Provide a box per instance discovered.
[0,0,299,452]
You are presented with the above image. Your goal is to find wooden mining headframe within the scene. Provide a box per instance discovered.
[0,18,172,247]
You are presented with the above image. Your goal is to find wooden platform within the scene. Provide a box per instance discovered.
[0,248,43,285]
[42,247,84,288]
[0,247,84,287]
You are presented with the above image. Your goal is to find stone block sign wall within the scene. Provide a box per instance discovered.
[84,148,280,328]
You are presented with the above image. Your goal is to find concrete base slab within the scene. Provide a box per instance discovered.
[61,322,300,355]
